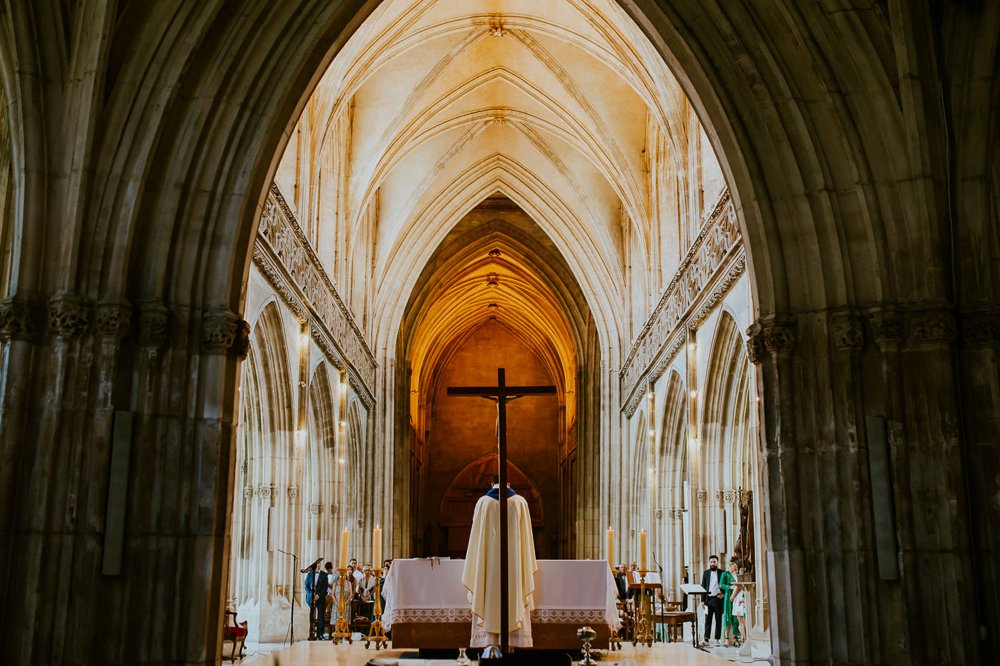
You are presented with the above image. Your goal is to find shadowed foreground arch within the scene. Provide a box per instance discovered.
[0,1,997,663]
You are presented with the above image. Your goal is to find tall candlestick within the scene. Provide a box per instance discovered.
[373,524,382,566]
[639,529,647,571]
[340,527,349,568]
[607,526,614,568]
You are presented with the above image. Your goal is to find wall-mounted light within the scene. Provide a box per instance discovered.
[648,428,655,437]
[688,342,696,351]
[690,390,697,398]
[339,419,347,427]
[338,458,346,465]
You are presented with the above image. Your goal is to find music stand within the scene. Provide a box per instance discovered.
[679,583,707,651]
[277,549,299,644]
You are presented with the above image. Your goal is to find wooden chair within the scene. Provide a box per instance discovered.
[222,610,248,661]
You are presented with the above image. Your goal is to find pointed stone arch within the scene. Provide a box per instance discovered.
[653,370,688,591]
[305,363,337,556]
[228,301,296,639]
[696,311,752,564]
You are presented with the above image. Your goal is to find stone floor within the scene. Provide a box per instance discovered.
[239,637,772,665]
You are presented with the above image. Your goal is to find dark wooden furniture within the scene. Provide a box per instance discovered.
[222,610,248,661]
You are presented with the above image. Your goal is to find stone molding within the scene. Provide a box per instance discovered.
[830,309,864,351]
[233,318,251,359]
[254,184,377,408]
[0,296,43,341]
[745,322,764,365]
[49,293,91,339]
[621,190,742,415]
[201,309,246,355]
[908,306,957,346]
[961,307,1000,347]
[138,301,171,348]
[869,303,962,351]
[867,306,902,351]
[95,301,132,341]
[619,190,746,395]
[761,315,797,354]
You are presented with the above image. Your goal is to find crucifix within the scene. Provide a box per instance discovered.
[448,368,555,656]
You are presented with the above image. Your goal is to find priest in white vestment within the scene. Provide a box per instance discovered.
[462,479,538,648]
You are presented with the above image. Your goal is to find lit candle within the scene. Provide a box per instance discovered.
[639,529,647,572]
[340,527,349,568]
[607,526,614,569]
[373,524,382,567]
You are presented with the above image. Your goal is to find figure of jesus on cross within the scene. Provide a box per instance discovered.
[451,368,555,657]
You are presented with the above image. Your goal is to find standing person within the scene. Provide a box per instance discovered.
[700,555,724,646]
[615,563,630,601]
[343,564,357,627]
[731,575,748,647]
[360,564,377,621]
[304,562,320,640]
[721,557,741,646]
[314,561,331,639]
[323,561,336,635]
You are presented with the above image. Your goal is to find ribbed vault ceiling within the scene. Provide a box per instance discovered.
[299,0,695,348]
[400,197,592,423]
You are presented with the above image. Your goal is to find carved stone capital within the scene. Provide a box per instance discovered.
[745,322,764,364]
[95,301,132,341]
[287,486,298,500]
[961,308,1000,347]
[696,490,708,504]
[232,318,251,359]
[49,293,91,339]
[760,316,797,355]
[308,503,323,516]
[868,306,903,351]
[907,306,956,346]
[0,296,43,341]
[138,302,170,347]
[830,309,865,351]
[201,309,241,355]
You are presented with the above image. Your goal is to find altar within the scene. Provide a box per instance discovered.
[383,559,620,650]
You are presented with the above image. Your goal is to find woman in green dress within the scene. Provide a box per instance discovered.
[721,557,742,646]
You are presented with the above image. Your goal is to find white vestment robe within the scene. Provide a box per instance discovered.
[461,492,537,647]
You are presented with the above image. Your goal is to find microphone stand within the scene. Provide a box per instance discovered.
[277,548,298,645]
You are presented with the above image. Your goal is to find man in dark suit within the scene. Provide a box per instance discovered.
[314,561,331,639]
[614,563,630,601]
[700,554,725,646]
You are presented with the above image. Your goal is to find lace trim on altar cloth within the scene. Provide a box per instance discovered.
[530,608,608,623]
[390,608,472,623]
[390,607,611,625]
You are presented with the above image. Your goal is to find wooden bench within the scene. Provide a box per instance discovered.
[222,610,248,661]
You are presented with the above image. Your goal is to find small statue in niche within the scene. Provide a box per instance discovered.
[731,488,754,575]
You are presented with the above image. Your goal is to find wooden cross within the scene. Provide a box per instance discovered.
[448,368,555,655]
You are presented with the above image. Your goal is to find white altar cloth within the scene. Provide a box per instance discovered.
[383,559,620,630]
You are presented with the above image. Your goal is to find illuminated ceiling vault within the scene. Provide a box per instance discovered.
[283,0,709,387]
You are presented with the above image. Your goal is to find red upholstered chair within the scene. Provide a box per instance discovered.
[222,610,248,661]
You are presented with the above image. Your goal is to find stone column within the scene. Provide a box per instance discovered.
[0,297,249,664]
[750,304,979,665]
